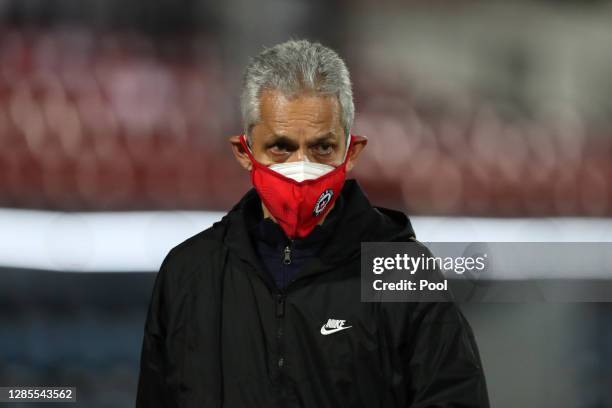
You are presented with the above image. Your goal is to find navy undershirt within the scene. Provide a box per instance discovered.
[247,196,343,291]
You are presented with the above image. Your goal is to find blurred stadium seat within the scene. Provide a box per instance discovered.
[0,26,610,215]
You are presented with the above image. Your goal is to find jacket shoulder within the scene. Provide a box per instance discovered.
[170,215,228,256]
[158,215,230,288]
[370,206,417,242]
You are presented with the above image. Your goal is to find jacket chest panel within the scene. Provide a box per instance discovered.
[221,261,383,387]
[283,276,382,382]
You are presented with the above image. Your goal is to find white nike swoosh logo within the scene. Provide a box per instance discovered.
[320,325,352,335]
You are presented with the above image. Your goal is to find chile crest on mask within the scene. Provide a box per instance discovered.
[239,134,356,239]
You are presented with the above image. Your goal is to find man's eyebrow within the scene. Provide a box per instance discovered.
[308,132,337,144]
[264,132,338,147]
[265,134,299,147]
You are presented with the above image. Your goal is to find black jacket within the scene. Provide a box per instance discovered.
[136,180,489,408]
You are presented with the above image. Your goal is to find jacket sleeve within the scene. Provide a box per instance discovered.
[135,253,174,408]
[401,301,490,408]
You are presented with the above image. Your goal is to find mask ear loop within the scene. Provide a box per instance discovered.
[341,132,352,163]
[242,134,252,153]
[240,134,260,168]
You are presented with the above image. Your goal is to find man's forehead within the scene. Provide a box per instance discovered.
[251,91,343,142]
[260,90,340,120]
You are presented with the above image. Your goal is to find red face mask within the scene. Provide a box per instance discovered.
[240,134,357,238]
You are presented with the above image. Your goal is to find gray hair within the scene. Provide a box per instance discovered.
[240,39,354,139]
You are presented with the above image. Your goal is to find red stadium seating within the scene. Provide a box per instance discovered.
[1,27,610,216]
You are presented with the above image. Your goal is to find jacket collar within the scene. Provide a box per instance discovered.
[223,180,415,289]
[247,193,345,251]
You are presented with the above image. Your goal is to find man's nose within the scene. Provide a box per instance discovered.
[288,147,310,162]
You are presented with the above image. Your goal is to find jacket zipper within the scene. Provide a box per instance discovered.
[275,292,287,404]
[275,293,285,318]
[275,242,291,404]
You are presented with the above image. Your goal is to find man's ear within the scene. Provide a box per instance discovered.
[346,135,368,172]
[229,135,253,171]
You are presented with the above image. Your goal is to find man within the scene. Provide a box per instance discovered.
[136,39,489,407]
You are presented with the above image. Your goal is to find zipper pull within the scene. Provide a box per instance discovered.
[282,245,292,265]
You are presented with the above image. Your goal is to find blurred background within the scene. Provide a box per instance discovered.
[1,0,612,406]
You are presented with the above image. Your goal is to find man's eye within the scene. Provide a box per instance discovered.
[269,143,290,154]
[314,143,334,155]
